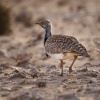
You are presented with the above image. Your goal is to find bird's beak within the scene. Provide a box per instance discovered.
[35,22,40,25]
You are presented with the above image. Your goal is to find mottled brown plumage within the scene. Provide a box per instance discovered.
[45,35,89,57]
[36,20,90,76]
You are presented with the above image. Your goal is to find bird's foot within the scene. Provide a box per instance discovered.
[58,72,63,76]
[69,68,73,73]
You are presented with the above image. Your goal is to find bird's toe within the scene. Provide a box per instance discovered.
[69,68,73,73]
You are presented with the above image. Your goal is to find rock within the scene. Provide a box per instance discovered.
[77,86,84,92]
[16,60,33,69]
[85,72,98,77]
[9,71,26,79]
[45,65,56,72]
[30,68,38,78]
[36,79,47,88]
[82,63,93,67]
[0,64,9,70]
[80,67,88,72]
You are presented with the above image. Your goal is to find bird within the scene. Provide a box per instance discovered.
[35,20,90,76]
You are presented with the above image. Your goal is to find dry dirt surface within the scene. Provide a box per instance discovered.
[0,0,100,100]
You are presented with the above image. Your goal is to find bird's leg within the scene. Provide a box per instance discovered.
[59,59,64,76]
[69,56,77,73]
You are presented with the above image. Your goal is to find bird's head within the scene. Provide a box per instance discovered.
[35,20,51,30]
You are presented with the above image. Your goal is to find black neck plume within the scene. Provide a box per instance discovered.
[44,27,51,44]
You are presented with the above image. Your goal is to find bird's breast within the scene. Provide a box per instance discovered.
[46,52,64,59]
[46,52,78,60]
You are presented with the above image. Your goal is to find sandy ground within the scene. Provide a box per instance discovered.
[0,0,100,100]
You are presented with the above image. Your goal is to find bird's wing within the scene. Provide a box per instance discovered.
[45,35,89,57]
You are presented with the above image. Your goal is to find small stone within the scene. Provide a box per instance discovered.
[16,60,33,69]
[88,80,93,83]
[83,63,93,67]
[77,86,84,92]
[85,72,98,77]
[46,65,56,72]
[81,67,88,72]
[9,72,26,79]
[0,64,9,70]
[30,68,38,78]
[36,80,47,88]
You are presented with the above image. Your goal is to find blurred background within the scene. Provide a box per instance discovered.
[0,0,100,100]
[0,0,100,64]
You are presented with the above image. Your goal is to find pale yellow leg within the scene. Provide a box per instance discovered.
[60,59,64,76]
[69,56,77,73]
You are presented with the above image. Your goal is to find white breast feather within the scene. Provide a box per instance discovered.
[47,52,64,59]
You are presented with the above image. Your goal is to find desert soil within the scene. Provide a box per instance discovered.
[0,0,100,100]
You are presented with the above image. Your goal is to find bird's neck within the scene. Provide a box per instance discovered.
[44,27,51,44]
